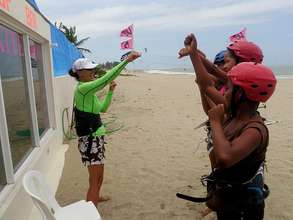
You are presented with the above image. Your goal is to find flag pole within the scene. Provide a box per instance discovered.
[132,24,134,72]
[132,24,135,50]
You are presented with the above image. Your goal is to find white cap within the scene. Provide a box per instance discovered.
[72,58,98,73]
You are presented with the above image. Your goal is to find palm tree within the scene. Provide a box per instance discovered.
[55,22,91,54]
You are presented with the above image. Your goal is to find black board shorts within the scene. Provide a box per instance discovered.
[77,135,106,166]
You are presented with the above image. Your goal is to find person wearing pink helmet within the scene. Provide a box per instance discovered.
[222,40,264,73]
[177,33,276,219]
[179,38,263,87]
[178,34,264,115]
[228,40,263,63]
[204,62,276,220]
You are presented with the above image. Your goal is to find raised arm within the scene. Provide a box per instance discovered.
[186,34,228,110]
[200,55,228,82]
[196,80,212,115]
[180,43,227,82]
[78,60,127,95]
[78,51,141,95]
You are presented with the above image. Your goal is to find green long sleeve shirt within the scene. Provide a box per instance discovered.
[74,60,128,136]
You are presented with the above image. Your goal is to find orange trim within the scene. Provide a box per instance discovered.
[25,6,37,29]
[0,0,11,11]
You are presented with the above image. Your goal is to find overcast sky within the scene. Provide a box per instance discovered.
[37,0,293,69]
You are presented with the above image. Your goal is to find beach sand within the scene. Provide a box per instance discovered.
[56,72,293,220]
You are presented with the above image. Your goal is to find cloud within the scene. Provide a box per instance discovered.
[38,0,293,37]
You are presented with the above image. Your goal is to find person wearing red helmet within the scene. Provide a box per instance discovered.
[228,63,275,102]
[228,40,263,63]
[179,34,265,117]
[179,33,277,219]
[205,62,276,220]
[222,40,263,73]
[178,34,232,115]
[179,37,264,85]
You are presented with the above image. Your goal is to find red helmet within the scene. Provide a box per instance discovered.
[227,41,263,63]
[227,62,277,102]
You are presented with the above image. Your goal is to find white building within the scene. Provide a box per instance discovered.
[0,1,80,219]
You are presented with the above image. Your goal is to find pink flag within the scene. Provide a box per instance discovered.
[229,28,247,42]
[120,24,133,37]
[121,38,133,50]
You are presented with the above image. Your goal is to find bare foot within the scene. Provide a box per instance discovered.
[200,207,212,217]
[98,196,110,203]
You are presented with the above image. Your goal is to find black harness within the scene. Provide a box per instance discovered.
[176,165,269,207]
[74,107,102,137]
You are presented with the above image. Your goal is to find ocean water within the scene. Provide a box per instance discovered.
[145,65,293,79]
[270,66,293,79]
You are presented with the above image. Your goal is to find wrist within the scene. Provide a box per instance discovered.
[190,50,200,60]
[126,56,133,62]
[209,118,222,127]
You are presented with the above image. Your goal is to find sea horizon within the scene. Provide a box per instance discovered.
[142,65,293,79]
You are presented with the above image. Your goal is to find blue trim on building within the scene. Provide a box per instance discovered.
[26,0,40,11]
[50,24,83,76]
[24,0,83,76]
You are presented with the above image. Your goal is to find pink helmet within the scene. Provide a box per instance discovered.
[227,62,277,102]
[227,41,263,63]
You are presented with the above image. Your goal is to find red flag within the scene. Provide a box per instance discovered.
[229,28,247,42]
[120,24,133,37]
[121,38,133,50]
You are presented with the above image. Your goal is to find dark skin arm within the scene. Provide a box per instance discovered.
[179,47,225,83]
[197,83,211,115]
[184,34,229,110]
[179,46,219,115]
[200,56,228,82]
[182,38,228,82]
[208,103,262,168]
[195,78,220,115]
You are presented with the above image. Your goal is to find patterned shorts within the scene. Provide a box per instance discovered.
[77,135,106,166]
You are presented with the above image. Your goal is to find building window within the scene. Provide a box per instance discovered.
[29,39,49,137]
[0,24,34,169]
[0,141,6,191]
